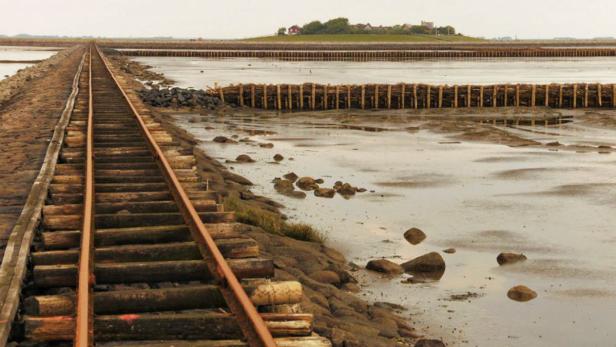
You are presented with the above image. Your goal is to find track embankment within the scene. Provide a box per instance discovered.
[0,46,83,258]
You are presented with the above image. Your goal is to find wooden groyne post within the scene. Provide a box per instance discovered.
[214,82,616,112]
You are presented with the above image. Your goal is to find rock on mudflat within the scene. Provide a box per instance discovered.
[273,154,284,161]
[336,183,356,196]
[274,178,294,192]
[366,259,404,275]
[443,248,456,254]
[404,227,426,245]
[259,143,274,148]
[213,136,236,144]
[283,172,298,182]
[401,252,446,274]
[415,339,446,347]
[507,285,537,302]
[497,252,527,265]
[332,181,367,197]
[314,188,336,198]
[235,154,255,163]
[296,177,319,191]
[273,178,306,199]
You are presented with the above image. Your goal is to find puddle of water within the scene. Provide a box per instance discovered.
[172,112,616,346]
[133,56,616,88]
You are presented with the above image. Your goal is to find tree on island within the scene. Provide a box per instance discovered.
[301,21,325,35]
[277,27,287,36]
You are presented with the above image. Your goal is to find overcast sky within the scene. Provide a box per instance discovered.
[1,0,614,39]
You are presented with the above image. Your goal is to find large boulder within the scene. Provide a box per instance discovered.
[296,177,319,191]
[403,227,426,245]
[507,285,537,302]
[366,259,404,275]
[497,252,527,265]
[401,252,446,274]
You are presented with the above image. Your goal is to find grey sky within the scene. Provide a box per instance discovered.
[1,0,614,39]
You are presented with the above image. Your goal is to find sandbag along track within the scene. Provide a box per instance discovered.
[7,45,330,346]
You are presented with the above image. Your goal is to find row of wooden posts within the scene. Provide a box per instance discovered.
[121,49,616,61]
[211,83,616,111]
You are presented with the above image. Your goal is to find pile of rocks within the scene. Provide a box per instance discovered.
[366,228,447,283]
[276,174,367,199]
[138,86,222,109]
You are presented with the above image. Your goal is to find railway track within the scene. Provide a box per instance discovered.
[4,45,330,346]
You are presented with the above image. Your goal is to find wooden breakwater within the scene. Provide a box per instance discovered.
[210,83,616,111]
[98,40,616,51]
[119,48,616,61]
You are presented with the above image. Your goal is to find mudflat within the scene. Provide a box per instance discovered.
[164,107,616,346]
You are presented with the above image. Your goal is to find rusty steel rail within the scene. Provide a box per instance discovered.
[93,45,277,347]
[75,45,95,346]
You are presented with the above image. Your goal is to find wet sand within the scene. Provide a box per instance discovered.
[168,109,616,346]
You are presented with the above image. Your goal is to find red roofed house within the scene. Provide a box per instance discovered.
[288,25,301,35]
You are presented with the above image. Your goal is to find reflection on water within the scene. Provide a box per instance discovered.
[170,111,616,346]
[133,56,616,88]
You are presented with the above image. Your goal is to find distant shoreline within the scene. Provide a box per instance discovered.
[0,60,43,64]
[3,37,616,49]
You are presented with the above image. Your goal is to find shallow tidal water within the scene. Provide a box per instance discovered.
[0,63,30,80]
[134,56,616,88]
[171,111,616,346]
[0,46,58,80]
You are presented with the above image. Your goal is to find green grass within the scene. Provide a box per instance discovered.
[281,223,325,243]
[243,34,482,43]
[224,194,325,243]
